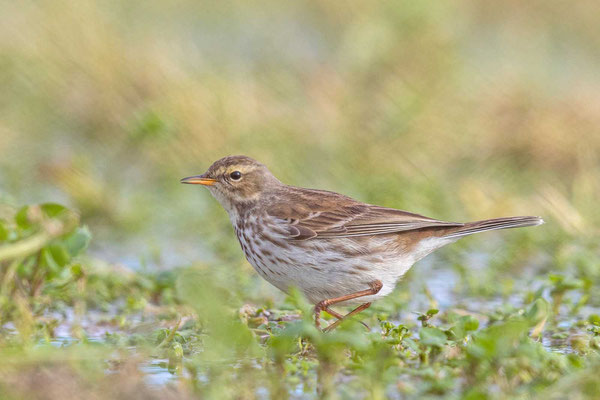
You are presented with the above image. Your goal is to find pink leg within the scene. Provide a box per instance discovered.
[314,280,382,331]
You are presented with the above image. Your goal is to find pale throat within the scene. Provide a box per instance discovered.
[207,188,258,227]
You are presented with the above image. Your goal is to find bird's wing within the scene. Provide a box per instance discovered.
[265,188,463,240]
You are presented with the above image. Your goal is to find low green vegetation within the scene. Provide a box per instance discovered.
[0,202,598,399]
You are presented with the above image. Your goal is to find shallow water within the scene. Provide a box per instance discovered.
[140,359,181,386]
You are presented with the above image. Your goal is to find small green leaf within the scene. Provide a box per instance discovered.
[403,337,420,352]
[525,298,550,325]
[461,315,479,332]
[40,203,68,219]
[47,243,71,268]
[41,247,60,277]
[70,263,84,278]
[15,205,32,229]
[420,327,447,347]
[64,226,92,257]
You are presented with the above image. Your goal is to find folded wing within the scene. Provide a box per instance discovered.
[265,188,464,240]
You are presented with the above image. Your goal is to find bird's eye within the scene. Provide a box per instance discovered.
[230,171,242,180]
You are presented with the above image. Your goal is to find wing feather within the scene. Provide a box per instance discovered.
[265,188,463,240]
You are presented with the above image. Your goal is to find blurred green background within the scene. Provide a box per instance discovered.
[1,0,599,300]
[2,1,600,399]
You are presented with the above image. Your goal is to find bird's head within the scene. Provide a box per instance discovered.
[181,155,280,213]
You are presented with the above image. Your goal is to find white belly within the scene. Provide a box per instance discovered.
[234,215,454,305]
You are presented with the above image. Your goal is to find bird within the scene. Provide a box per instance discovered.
[181,155,543,332]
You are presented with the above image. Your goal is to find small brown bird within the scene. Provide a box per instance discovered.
[181,155,543,331]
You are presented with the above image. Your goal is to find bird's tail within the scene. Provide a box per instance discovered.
[443,216,544,239]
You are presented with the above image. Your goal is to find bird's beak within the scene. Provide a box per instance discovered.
[180,175,217,186]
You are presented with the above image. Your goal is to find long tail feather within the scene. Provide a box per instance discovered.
[443,216,544,239]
